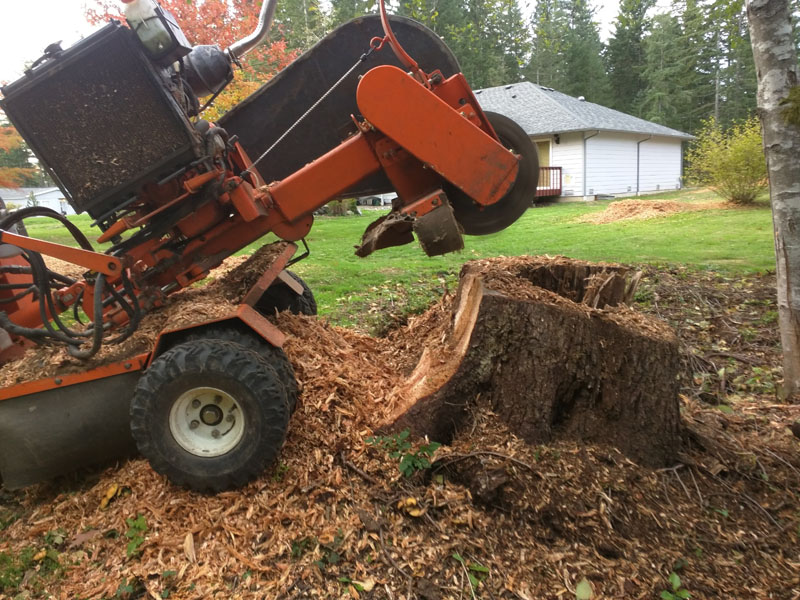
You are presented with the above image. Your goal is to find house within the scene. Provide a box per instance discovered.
[475,82,694,200]
[0,187,76,215]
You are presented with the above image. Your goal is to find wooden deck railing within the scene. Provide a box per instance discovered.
[536,166,562,198]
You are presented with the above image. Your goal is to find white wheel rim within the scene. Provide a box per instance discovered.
[169,387,244,457]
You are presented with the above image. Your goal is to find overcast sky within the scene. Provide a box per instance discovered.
[0,0,630,85]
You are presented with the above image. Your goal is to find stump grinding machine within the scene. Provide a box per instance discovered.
[0,0,539,491]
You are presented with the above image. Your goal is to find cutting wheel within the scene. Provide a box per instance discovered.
[449,111,540,236]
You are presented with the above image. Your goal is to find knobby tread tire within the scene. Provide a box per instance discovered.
[184,328,299,413]
[130,340,288,492]
[255,270,317,316]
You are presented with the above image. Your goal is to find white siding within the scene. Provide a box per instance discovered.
[550,132,583,196]
[585,132,639,195]
[639,137,683,192]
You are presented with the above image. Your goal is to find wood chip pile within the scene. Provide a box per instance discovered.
[0,244,287,388]
[0,257,798,599]
[577,199,727,224]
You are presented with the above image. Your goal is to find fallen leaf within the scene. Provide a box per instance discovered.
[355,578,376,592]
[69,529,101,549]
[576,577,593,600]
[183,532,196,563]
[99,484,120,510]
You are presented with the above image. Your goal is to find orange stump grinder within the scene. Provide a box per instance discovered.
[0,0,538,490]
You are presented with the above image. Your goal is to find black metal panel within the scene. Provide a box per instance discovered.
[0,372,140,489]
[219,15,460,196]
[0,23,201,218]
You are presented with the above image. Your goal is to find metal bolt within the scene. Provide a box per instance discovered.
[211,429,221,439]
[54,377,62,385]
[192,399,201,408]
[124,362,132,370]
[214,395,222,404]
[226,414,234,423]
[190,420,200,430]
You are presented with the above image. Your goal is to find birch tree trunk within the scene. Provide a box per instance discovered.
[747,0,800,398]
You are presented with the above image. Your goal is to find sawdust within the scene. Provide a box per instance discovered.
[0,244,288,387]
[0,257,797,598]
[578,199,728,224]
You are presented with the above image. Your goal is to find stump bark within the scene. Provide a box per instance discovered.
[383,257,681,467]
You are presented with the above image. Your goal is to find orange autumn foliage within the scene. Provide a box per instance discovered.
[0,126,36,188]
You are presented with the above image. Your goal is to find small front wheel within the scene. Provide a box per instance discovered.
[130,340,288,492]
[255,270,317,316]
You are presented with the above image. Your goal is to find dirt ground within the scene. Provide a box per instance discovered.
[0,258,797,599]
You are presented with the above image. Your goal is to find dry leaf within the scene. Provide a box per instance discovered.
[183,532,197,563]
[99,484,119,510]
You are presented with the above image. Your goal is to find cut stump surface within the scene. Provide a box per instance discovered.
[384,256,681,467]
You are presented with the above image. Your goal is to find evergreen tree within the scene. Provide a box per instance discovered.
[441,0,531,88]
[328,0,375,28]
[677,0,717,131]
[397,0,466,38]
[606,0,655,115]
[637,13,694,130]
[274,0,327,51]
[709,0,757,125]
[525,0,568,89]
[559,0,611,104]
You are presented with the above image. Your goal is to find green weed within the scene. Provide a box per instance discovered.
[451,552,489,594]
[660,571,691,599]
[366,429,441,477]
[124,514,147,558]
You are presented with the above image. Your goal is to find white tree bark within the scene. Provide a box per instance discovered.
[747,0,800,398]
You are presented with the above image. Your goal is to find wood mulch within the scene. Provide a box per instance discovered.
[0,244,287,388]
[0,257,798,599]
[577,199,728,224]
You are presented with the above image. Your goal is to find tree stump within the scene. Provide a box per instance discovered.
[383,257,680,467]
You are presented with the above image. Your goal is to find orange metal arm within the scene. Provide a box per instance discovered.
[267,132,382,223]
[0,230,123,277]
[356,65,519,205]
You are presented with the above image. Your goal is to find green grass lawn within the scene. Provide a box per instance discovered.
[23,188,775,329]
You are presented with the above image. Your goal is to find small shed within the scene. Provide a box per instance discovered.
[475,82,694,199]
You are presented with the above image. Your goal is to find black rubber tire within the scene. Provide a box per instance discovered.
[184,327,299,413]
[255,270,317,316]
[449,111,540,236]
[130,340,288,492]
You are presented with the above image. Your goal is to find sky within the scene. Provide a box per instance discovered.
[0,0,645,86]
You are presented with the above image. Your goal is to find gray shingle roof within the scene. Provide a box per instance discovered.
[475,82,693,140]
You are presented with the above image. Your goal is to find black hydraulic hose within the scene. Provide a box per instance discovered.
[0,311,56,343]
[27,251,84,344]
[0,286,36,303]
[103,272,141,346]
[48,270,78,286]
[0,282,37,290]
[72,288,85,325]
[67,272,105,359]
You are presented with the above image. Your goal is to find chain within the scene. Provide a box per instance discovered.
[241,38,385,178]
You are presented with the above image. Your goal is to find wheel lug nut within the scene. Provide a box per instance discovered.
[191,399,201,408]
[226,414,234,423]
[214,395,222,404]
[190,420,200,430]
[211,429,221,439]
